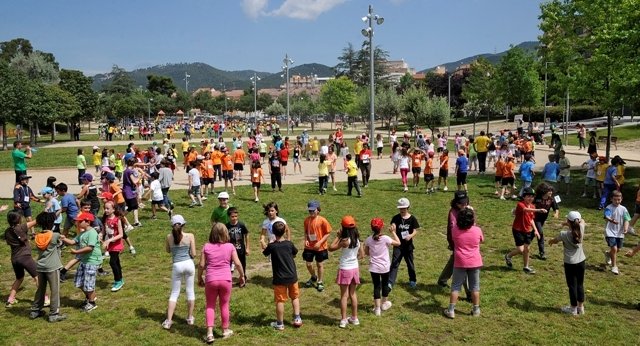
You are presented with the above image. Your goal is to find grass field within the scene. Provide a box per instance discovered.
[1,168,640,345]
[560,123,640,147]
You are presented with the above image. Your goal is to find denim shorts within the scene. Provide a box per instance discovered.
[75,263,98,292]
[605,237,624,249]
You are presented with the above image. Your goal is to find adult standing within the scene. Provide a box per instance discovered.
[122,158,142,227]
[12,141,32,183]
[473,131,491,174]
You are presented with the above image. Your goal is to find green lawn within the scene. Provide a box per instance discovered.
[559,123,640,147]
[1,169,639,345]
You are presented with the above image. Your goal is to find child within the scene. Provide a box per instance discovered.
[494,155,505,195]
[13,174,42,230]
[519,154,535,197]
[261,221,302,330]
[455,150,469,192]
[250,160,264,203]
[327,146,338,191]
[581,152,599,198]
[389,198,420,289]
[599,156,621,210]
[437,149,449,192]
[443,207,484,319]
[146,172,171,219]
[30,212,66,322]
[232,143,246,181]
[541,154,560,187]
[77,148,87,185]
[56,183,80,237]
[500,155,517,200]
[548,211,586,315]
[4,211,39,307]
[92,146,101,173]
[60,212,102,312]
[603,191,630,275]
[225,207,250,286]
[364,218,400,316]
[221,148,235,195]
[329,215,364,328]
[210,191,231,224]
[558,150,571,195]
[397,148,410,192]
[318,154,329,195]
[293,142,302,174]
[101,201,125,291]
[505,187,546,274]
[595,156,608,201]
[424,152,436,194]
[200,152,215,197]
[410,148,425,188]
[269,150,283,192]
[302,200,332,293]
[42,187,62,233]
[345,154,362,197]
[533,182,560,260]
[628,183,640,235]
[187,161,203,208]
[260,202,290,248]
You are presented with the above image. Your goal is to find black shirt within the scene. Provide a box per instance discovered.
[534,196,558,223]
[226,221,249,254]
[263,240,298,285]
[391,213,420,249]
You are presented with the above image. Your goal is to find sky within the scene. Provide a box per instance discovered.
[1,0,544,76]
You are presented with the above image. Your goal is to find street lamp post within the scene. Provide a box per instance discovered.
[448,73,454,135]
[250,73,260,125]
[361,4,384,142]
[283,54,294,135]
[184,72,190,93]
[543,61,553,131]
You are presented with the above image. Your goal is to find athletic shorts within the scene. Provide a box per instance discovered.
[558,175,570,183]
[223,170,233,181]
[19,206,32,218]
[12,256,37,280]
[116,202,127,213]
[151,200,164,206]
[302,249,329,263]
[439,168,448,178]
[252,182,261,188]
[457,172,468,185]
[584,177,596,187]
[273,282,299,303]
[280,161,288,166]
[501,177,515,187]
[190,185,201,196]
[125,197,138,211]
[495,175,503,182]
[412,167,421,175]
[201,178,213,185]
[424,173,434,182]
[233,163,244,171]
[512,229,534,246]
[75,263,98,292]
[260,152,266,158]
[605,237,624,249]
[437,147,443,153]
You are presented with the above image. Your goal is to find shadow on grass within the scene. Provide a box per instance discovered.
[135,307,203,341]
[585,263,606,272]
[301,312,336,326]
[482,265,513,273]
[234,311,272,327]
[249,275,274,289]
[588,296,638,310]
[401,299,442,315]
[507,298,557,314]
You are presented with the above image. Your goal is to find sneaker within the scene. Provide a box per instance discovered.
[409,281,417,289]
[125,224,134,233]
[304,276,317,288]
[577,306,585,315]
[628,227,636,235]
[111,280,124,292]
[443,186,448,191]
[611,266,619,275]
[231,263,235,272]
[205,334,215,344]
[133,222,142,227]
[270,321,285,331]
[201,196,208,201]
[316,282,325,292]
[130,246,136,255]
[581,193,587,197]
[48,313,67,323]
[499,196,506,200]
[222,329,234,338]
[538,253,547,261]
[471,307,481,317]
[348,317,360,326]
[151,215,158,220]
[254,198,259,203]
[162,319,172,330]
[511,195,518,200]
[189,203,197,208]
[437,281,450,289]
[29,310,45,319]
[333,187,337,191]
[443,309,455,319]
[604,252,612,266]
[98,269,110,276]
[82,302,97,312]
[59,272,67,282]
[186,316,195,325]
[373,307,381,316]
[339,319,348,328]
[523,267,536,274]
[381,301,393,311]
[387,282,393,291]
[504,254,513,268]
[292,316,303,327]
[561,306,577,315]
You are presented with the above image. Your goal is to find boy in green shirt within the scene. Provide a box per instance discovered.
[210,191,232,224]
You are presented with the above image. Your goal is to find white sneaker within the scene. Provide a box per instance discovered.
[443,186,448,191]
[604,252,612,266]
[381,300,392,311]
[499,196,506,200]
[231,263,235,272]
[577,306,585,315]
[373,307,381,316]
[125,224,134,233]
[339,319,348,328]
[347,317,360,325]
[561,306,577,315]
[611,266,619,275]
[443,309,455,319]
[628,227,636,235]
[580,193,587,198]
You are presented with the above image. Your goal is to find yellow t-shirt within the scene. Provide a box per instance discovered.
[595,163,607,182]
[311,140,320,151]
[474,136,491,153]
[181,141,190,153]
[617,164,625,185]
[347,160,358,177]
[92,152,101,166]
[318,161,329,177]
[354,141,363,155]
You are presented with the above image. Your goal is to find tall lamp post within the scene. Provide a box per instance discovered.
[543,61,553,131]
[250,73,260,125]
[184,72,190,93]
[448,73,454,135]
[361,4,384,142]
[283,54,294,134]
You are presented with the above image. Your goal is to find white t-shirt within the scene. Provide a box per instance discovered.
[188,167,201,187]
[262,216,286,243]
[584,158,597,179]
[320,145,329,156]
[604,204,631,238]
[150,180,163,201]
[339,239,360,270]
[399,156,410,169]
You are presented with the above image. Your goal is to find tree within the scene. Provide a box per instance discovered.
[375,87,402,133]
[0,38,33,64]
[102,65,135,96]
[424,96,450,138]
[0,63,35,149]
[265,101,285,117]
[397,72,415,94]
[462,58,501,133]
[401,86,428,137]
[59,69,98,135]
[147,74,177,96]
[38,85,80,143]
[495,46,543,120]
[335,41,389,87]
[334,43,361,83]
[319,77,356,120]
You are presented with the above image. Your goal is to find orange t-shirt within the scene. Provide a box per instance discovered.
[211,150,222,166]
[186,151,198,164]
[495,160,505,177]
[109,182,125,205]
[411,152,424,168]
[251,167,263,183]
[201,159,214,178]
[233,149,245,164]
[424,158,434,175]
[221,154,233,171]
[303,215,332,250]
[523,141,532,153]
[439,154,449,170]
[502,161,515,178]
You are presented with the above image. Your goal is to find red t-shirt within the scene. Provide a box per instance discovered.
[279,148,289,162]
[512,201,534,233]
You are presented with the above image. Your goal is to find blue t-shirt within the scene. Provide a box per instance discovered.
[456,156,468,174]
[46,198,63,224]
[60,194,79,219]
[604,166,617,185]
[519,161,535,182]
[542,162,559,182]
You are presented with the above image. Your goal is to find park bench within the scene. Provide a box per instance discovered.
[597,135,617,149]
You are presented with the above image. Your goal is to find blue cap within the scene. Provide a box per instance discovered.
[40,187,54,195]
[307,200,320,211]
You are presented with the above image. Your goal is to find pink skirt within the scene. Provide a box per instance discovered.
[336,268,360,285]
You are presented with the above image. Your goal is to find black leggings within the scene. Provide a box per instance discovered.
[271,172,282,190]
[564,261,585,306]
[360,163,371,185]
[109,251,123,282]
[370,272,390,299]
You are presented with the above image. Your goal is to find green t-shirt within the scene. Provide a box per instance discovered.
[211,205,231,224]
[75,227,102,265]
[35,232,63,272]
[76,155,87,169]
[12,149,27,171]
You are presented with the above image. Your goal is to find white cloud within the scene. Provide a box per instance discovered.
[242,0,347,20]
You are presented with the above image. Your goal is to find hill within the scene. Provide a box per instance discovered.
[91,62,334,92]
[420,41,539,73]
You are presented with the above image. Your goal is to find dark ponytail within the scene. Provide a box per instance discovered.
[172,224,183,245]
[569,219,582,244]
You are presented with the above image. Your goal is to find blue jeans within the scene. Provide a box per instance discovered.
[161,187,172,209]
[599,184,616,209]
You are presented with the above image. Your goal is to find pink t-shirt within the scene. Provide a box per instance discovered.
[203,242,236,283]
[452,225,484,268]
[365,235,392,274]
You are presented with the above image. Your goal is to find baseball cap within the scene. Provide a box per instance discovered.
[453,191,469,204]
[196,155,204,160]
[307,200,320,211]
[74,212,95,222]
[40,187,55,195]
[397,197,411,209]
[99,192,114,201]
[566,211,582,222]
[521,187,536,196]
[217,191,230,199]
[92,145,100,150]
[171,214,186,226]
[105,173,116,181]
[341,215,356,228]
[370,218,384,230]
[18,174,32,181]
[81,173,93,182]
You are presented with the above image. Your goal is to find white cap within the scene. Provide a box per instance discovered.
[171,215,186,226]
[217,191,230,199]
[566,211,582,222]
[397,197,410,209]
[196,155,204,160]
[92,145,100,150]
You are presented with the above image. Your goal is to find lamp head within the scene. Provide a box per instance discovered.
[375,16,384,25]
[361,16,368,22]
[362,28,371,37]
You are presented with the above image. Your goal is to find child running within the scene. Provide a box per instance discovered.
[250,160,264,203]
[505,187,546,274]
[364,217,400,316]
[318,154,329,195]
[603,190,630,275]
[328,215,364,328]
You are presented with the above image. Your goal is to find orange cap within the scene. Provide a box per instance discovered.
[341,215,356,228]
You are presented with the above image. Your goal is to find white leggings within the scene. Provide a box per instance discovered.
[169,260,196,302]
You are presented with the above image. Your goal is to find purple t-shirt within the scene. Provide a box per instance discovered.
[452,225,484,268]
[365,235,392,274]
[203,242,235,283]
[122,167,138,200]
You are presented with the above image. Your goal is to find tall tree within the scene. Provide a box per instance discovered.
[401,86,428,137]
[265,101,285,117]
[462,58,501,132]
[59,69,98,136]
[102,65,135,96]
[147,74,177,96]
[335,41,389,87]
[495,46,543,121]
[319,76,356,129]
[376,87,402,133]
[0,63,35,149]
[0,38,33,63]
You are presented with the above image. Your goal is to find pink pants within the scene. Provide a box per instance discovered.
[400,168,409,185]
[205,280,232,328]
